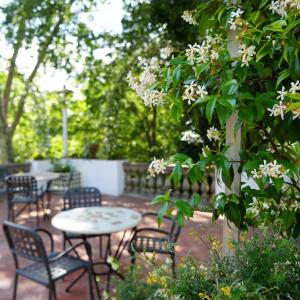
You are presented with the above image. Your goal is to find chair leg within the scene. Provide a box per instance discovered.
[87,267,95,300]
[13,274,18,300]
[99,236,102,258]
[36,202,39,227]
[129,249,135,265]
[48,283,57,300]
[171,253,176,277]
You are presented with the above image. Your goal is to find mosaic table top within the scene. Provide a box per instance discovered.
[52,206,142,235]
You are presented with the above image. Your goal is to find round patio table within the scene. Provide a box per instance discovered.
[52,206,142,235]
[52,206,142,298]
[12,171,60,182]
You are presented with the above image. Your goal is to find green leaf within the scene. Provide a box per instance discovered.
[273,177,284,191]
[216,105,232,127]
[172,66,181,86]
[222,79,239,96]
[188,165,203,184]
[195,63,209,76]
[228,194,239,204]
[170,153,190,163]
[214,193,226,213]
[226,202,242,228]
[276,69,290,88]
[175,200,193,218]
[176,211,185,227]
[243,160,260,172]
[219,96,236,110]
[287,93,300,100]
[191,193,201,208]
[264,19,287,32]
[249,11,260,24]
[286,101,300,111]
[172,163,183,185]
[290,53,300,81]
[152,194,167,205]
[256,41,271,62]
[206,95,217,123]
[157,202,169,226]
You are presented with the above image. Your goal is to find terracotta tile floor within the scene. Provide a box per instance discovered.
[0,194,222,300]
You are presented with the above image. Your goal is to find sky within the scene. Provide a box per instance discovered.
[0,0,125,93]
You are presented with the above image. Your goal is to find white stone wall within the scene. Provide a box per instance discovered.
[30,159,126,196]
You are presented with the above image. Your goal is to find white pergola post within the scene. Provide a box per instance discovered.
[222,29,241,255]
[57,86,72,159]
[62,102,68,158]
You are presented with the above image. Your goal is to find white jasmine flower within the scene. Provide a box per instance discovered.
[202,145,211,157]
[161,46,173,58]
[207,127,221,142]
[289,80,300,94]
[231,8,244,18]
[196,85,208,99]
[228,8,244,31]
[210,50,219,60]
[127,71,138,89]
[292,107,300,119]
[276,86,287,100]
[267,101,287,120]
[148,158,167,177]
[181,10,198,25]
[252,160,287,180]
[251,169,262,179]
[140,68,157,86]
[269,1,288,18]
[183,81,197,105]
[262,202,270,209]
[149,57,160,71]
[181,130,203,144]
[195,42,210,63]
[185,43,200,61]
[259,160,269,177]
[291,201,300,211]
[238,44,256,67]
[279,201,288,211]
[247,207,259,216]
[144,90,165,107]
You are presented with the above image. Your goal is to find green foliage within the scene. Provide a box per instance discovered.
[51,159,72,173]
[115,266,162,300]
[115,235,300,300]
[136,0,300,237]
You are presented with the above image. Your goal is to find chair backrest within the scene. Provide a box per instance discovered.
[6,175,38,201]
[3,221,48,264]
[63,187,102,210]
[142,212,181,243]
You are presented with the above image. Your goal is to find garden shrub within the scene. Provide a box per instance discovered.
[115,235,300,300]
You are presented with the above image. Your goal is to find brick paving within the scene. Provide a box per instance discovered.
[0,194,222,300]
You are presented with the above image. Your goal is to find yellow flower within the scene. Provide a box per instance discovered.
[221,286,231,297]
[198,292,211,299]
[212,240,222,250]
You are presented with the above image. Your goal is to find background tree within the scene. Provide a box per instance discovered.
[0,0,97,163]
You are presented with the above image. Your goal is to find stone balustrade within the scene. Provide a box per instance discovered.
[123,162,214,204]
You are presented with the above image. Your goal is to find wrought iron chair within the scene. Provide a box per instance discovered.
[6,175,45,227]
[45,172,76,216]
[62,187,110,258]
[128,212,181,275]
[3,221,95,300]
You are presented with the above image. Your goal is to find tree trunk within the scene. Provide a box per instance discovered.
[0,123,14,163]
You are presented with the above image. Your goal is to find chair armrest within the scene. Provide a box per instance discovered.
[133,228,172,238]
[48,241,92,262]
[142,212,173,221]
[35,228,54,252]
